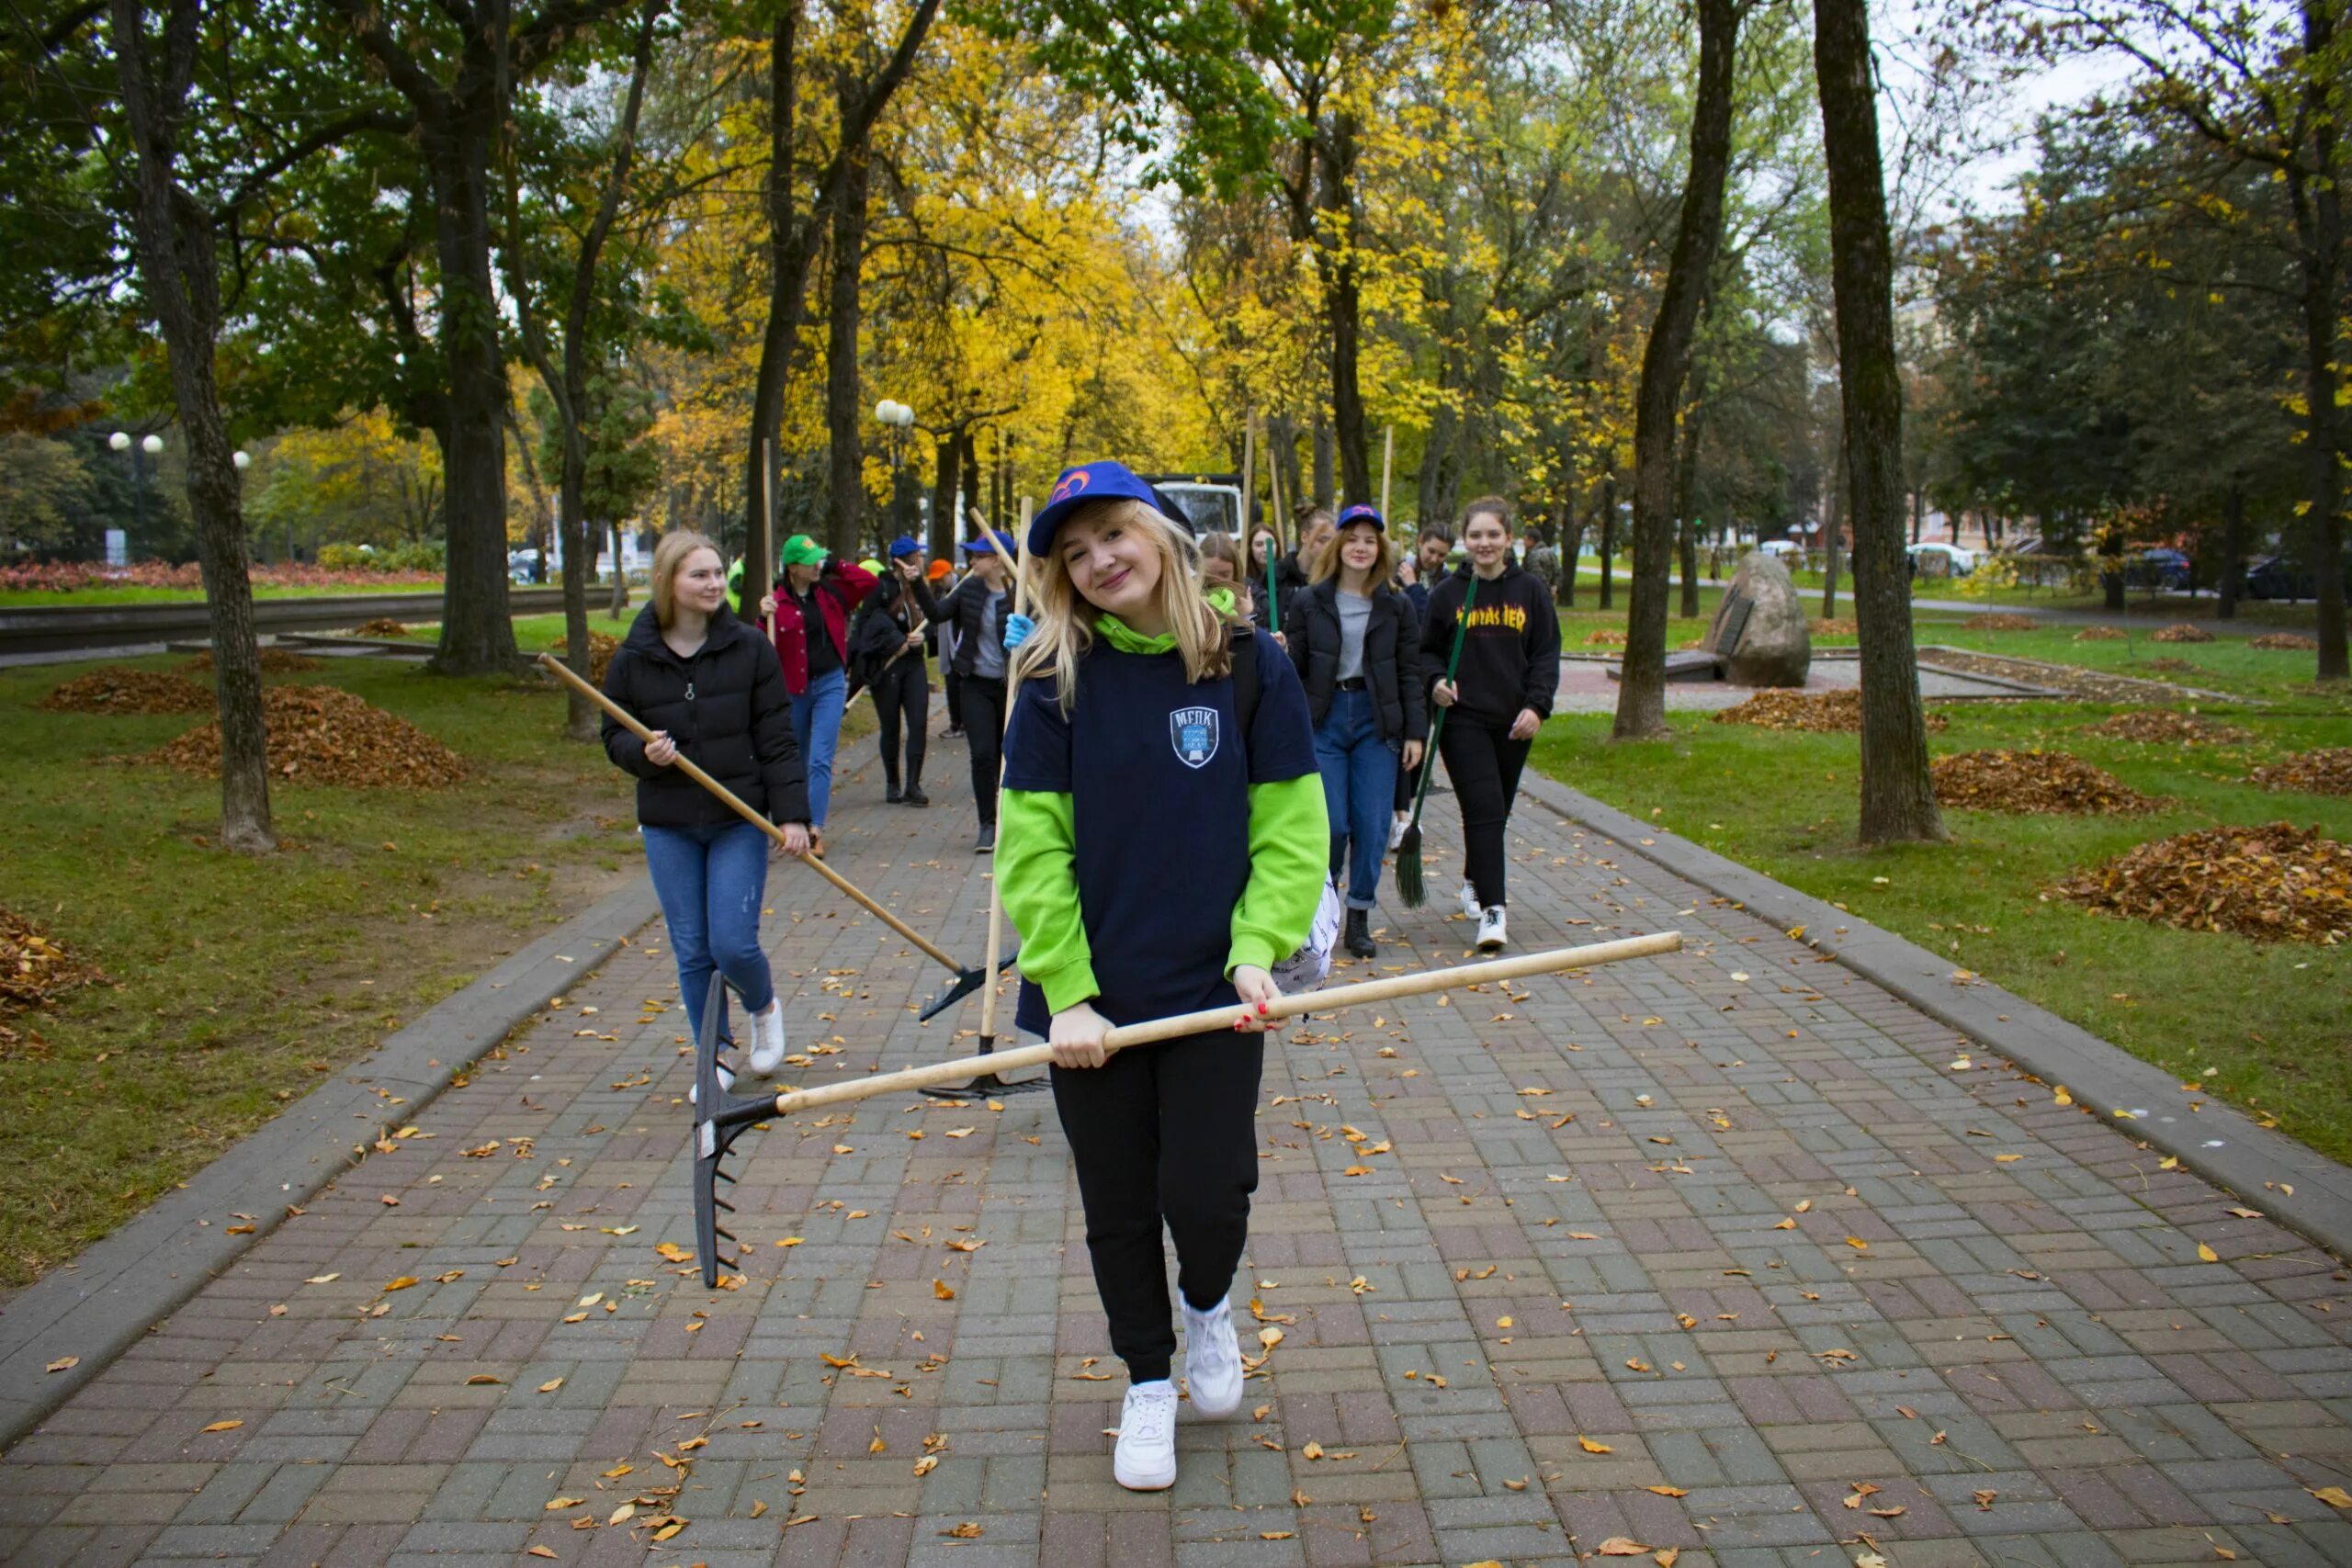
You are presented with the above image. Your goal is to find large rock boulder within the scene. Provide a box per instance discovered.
[1705,551,1811,687]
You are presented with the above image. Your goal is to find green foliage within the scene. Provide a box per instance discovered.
[0,434,95,553]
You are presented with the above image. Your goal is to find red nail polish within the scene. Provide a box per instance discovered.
[1257,1002,1269,1014]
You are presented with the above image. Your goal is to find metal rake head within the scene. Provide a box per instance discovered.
[692,975,778,1288]
[915,950,1022,1023]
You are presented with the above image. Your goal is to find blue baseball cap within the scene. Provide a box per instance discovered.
[888,535,923,558]
[1336,503,1385,531]
[960,530,1018,558]
[1027,460,1177,557]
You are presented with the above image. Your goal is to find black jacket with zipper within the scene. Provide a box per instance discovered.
[937,572,1012,680]
[1419,560,1561,729]
[601,602,809,829]
[1283,577,1427,743]
[848,572,939,687]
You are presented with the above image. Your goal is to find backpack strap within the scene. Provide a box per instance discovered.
[1228,623,1260,746]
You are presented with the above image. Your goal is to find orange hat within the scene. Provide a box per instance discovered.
[926,559,951,581]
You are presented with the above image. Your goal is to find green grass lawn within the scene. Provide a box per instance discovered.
[1530,689,2352,1163]
[0,581,444,607]
[0,652,650,1287]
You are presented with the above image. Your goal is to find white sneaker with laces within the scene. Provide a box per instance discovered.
[747,1002,788,1077]
[1114,1380,1179,1491]
[1458,882,1482,922]
[1182,1296,1244,1418]
[1476,905,1508,952]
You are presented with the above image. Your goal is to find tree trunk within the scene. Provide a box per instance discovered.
[1559,505,1582,608]
[1270,413,1303,534]
[822,71,871,560]
[1815,0,1944,843]
[558,436,594,737]
[1311,415,1333,509]
[1598,473,1616,610]
[1821,434,1843,619]
[2218,479,2245,618]
[1317,112,1371,506]
[2100,525,2127,611]
[420,104,519,675]
[1612,0,1738,740]
[2284,60,2345,676]
[1675,389,1707,620]
[933,433,960,545]
[609,523,630,615]
[743,0,804,615]
[111,0,274,852]
[1910,483,1924,546]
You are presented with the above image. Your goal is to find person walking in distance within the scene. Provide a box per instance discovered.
[849,536,938,806]
[760,535,875,846]
[997,462,1326,1494]
[1284,505,1424,960]
[1420,497,1559,952]
[937,530,1021,852]
[601,532,809,1076]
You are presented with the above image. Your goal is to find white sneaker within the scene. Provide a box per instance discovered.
[1388,813,1409,852]
[1182,1297,1244,1418]
[1114,1380,1179,1491]
[1459,882,1482,922]
[746,1001,787,1077]
[1476,905,1508,953]
[687,1059,736,1106]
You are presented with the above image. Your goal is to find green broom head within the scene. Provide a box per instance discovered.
[1395,822,1426,907]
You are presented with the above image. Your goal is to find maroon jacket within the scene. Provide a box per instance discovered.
[769,559,876,694]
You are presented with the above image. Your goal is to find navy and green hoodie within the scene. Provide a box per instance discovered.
[997,611,1329,1037]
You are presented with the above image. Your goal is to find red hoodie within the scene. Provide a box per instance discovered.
[770,560,877,694]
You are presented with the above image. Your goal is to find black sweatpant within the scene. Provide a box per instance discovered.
[959,673,1006,827]
[868,655,928,791]
[1050,1029,1264,1384]
[1438,716,1532,908]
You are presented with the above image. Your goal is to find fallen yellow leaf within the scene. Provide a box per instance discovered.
[199,1419,243,1433]
[1577,1436,1612,1454]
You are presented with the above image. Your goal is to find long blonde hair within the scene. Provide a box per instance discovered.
[1012,500,1237,714]
[650,530,722,628]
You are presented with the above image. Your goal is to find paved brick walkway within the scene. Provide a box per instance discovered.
[7,725,2352,1568]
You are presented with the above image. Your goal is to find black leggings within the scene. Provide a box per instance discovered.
[958,674,1006,827]
[868,655,927,789]
[1051,1029,1263,1384]
[1439,716,1532,908]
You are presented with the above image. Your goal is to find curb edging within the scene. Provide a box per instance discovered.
[0,874,665,1451]
[1516,770,2352,1265]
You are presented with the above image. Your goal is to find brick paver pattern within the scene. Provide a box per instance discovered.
[6,728,2351,1568]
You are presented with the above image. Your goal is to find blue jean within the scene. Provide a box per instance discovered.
[789,667,847,829]
[1314,687,1400,910]
[642,819,776,1049]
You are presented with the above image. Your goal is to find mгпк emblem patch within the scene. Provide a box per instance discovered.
[1170,705,1219,769]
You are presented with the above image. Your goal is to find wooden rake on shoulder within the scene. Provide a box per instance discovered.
[689,930,1682,1286]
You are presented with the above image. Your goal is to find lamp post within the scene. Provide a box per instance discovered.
[873,400,915,552]
[110,431,164,550]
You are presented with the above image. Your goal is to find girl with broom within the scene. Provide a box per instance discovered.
[1415,496,1559,952]
[995,461,1328,1493]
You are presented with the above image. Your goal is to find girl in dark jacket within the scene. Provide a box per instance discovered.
[604,531,811,1076]
[1284,504,1424,958]
[848,536,940,806]
[1420,496,1560,953]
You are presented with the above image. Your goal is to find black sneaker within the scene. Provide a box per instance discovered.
[902,785,930,807]
[976,824,995,853]
[885,784,903,804]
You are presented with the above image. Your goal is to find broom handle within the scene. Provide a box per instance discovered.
[977,502,1033,1041]
[538,652,966,974]
[765,931,1682,1115]
[1408,575,1477,829]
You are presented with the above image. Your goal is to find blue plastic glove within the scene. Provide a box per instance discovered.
[1002,611,1035,650]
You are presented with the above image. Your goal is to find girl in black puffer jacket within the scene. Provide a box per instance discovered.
[1283,505,1424,959]
[602,531,810,1077]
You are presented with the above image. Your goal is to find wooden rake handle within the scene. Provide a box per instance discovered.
[537,652,967,975]
[764,931,1683,1115]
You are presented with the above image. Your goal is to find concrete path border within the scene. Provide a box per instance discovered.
[0,874,663,1450]
[1518,769,2352,1263]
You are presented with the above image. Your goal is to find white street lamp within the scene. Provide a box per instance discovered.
[141,434,164,455]
[108,431,130,451]
[232,450,252,471]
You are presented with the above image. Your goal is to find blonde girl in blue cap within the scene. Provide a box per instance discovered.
[995,461,1328,1492]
